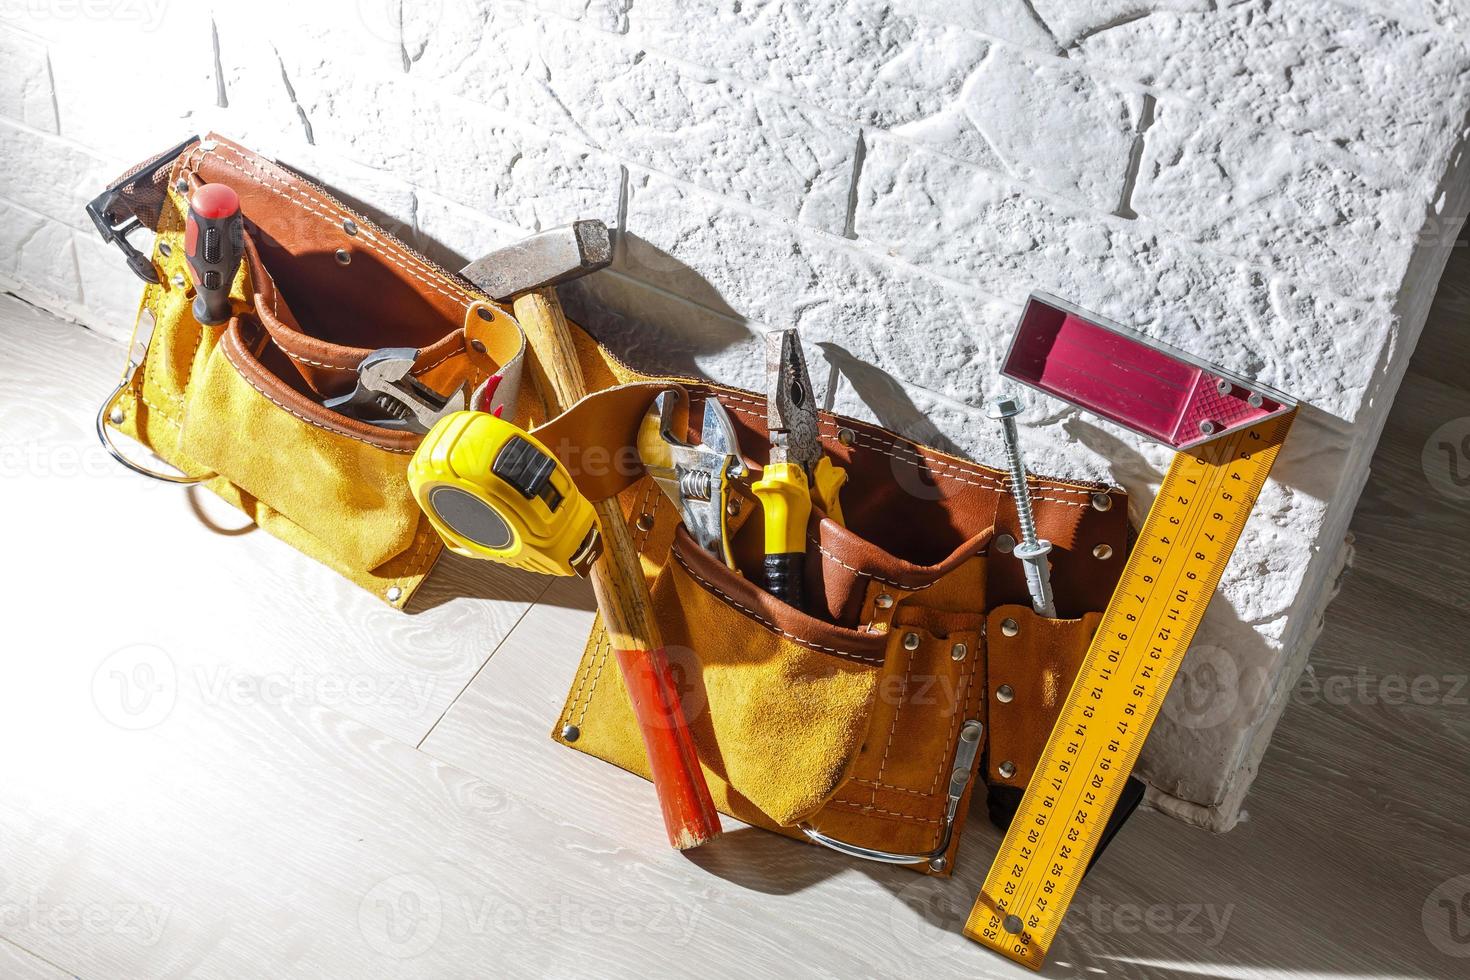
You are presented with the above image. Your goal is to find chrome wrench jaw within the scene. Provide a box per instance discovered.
[638,390,747,568]
[323,347,467,433]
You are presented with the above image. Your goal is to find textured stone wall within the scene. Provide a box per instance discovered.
[3,0,1467,830]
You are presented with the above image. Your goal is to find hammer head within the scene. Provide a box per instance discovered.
[460,220,612,302]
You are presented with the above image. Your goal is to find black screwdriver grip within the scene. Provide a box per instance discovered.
[764,552,805,610]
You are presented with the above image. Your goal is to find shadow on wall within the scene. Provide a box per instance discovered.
[567,233,970,459]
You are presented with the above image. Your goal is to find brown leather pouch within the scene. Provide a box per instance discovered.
[96,135,525,604]
[555,386,1130,875]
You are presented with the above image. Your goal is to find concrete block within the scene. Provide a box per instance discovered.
[1072,0,1470,182]
[617,168,1015,400]
[408,2,858,232]
[0,118,120,232]
[0,198,79,306]
[1132,99,1426,299]
[0,28,59,133]
[853,136,1401,424]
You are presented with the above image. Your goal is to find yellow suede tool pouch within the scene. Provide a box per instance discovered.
[92,135,525,605]
[554,382,1133,876]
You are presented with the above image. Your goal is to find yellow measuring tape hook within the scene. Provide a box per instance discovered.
[965,408,1296,968]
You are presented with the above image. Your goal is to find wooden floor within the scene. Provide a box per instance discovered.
[1,267,1467,979]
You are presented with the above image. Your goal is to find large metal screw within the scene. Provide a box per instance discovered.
[987,397,1057,618]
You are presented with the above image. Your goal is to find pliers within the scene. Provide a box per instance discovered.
[752,330,848,609]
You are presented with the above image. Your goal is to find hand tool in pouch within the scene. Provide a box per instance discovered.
[966,293,1297,968]
[461,221,723,850]
[184,183,245,326]
[409,410,603,576]
[752,330,848,608]
[326,348,468,433]
[636,389,747,569]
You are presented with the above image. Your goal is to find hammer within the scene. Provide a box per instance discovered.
[462,220,722,850]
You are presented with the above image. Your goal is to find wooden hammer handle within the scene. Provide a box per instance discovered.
[511,289,722,850]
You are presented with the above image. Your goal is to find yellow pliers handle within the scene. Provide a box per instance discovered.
[812,456,848,526]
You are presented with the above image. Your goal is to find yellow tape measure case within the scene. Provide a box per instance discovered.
[409,411,602,577]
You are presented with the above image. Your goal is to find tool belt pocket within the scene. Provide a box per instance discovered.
[98,134,525,604]
[556,389,1131,874]
[177,318,428,575]
[645,526,886,827]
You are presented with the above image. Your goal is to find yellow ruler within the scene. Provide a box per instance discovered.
[965,408,1296,969]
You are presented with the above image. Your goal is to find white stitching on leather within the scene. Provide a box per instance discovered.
[716,393,1106,504]
[812,538,942,592]
[203,144,476,311]
[671,552,884,666]
[223,334,415,453]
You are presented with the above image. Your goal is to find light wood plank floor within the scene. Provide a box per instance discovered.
[1,270,1467,978]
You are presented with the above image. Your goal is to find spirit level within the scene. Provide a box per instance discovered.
[967,295,1297,969]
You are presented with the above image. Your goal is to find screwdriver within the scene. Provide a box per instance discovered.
[185,183,245,326]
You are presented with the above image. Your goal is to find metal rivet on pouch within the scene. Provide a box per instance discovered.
[343,219,358,236]
[929,856,947,873]
[727,497,742,517]
[996,684,1015,704]
[876,593,894,609]
[174,178,188,194]
[636,513,655,532]
[1093,543,1114,560]
[476,307,494,321]
[385,586,403,602]
[1001,618,1019,638]
[335,249,352,265]
[902,632,921,651]
[157,242,171,257]
[951,642,967,661]
[1091,492,1112,512]
[561,724,580,742]
[171,273,186,289]
[837,427,856,446]
[108,407,125,425]
[998,760,1017,779]
[994,533,1015,555]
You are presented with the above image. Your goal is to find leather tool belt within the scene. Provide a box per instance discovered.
[94,136,1135,879]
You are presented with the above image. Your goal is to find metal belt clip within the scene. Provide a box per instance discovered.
[86,134,199,285]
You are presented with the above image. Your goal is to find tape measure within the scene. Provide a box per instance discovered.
[408,410,602,577]
[965,407,1295,967]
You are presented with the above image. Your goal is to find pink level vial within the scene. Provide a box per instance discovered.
[1001,293,1296,450]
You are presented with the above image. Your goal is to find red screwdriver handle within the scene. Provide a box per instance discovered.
[185,183,244,326]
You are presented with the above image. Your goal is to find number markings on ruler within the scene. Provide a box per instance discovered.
[966,410,1295,969]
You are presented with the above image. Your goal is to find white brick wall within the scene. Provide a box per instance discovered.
[2,0,1467,831]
